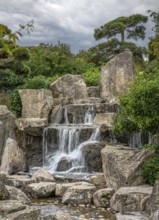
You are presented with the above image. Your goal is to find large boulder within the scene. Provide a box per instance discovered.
[0,105,16,162]
[101,145,155,190]
[100,50,135,102]
[19,89,53,118]
[49,74,88,100]
[110,185,153,213]
[1,138,28,175]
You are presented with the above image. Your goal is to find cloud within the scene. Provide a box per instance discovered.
[0,0,159,52]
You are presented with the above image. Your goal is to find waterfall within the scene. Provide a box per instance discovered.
[42,104,100,173]
[129,133,142,148]
[84,106,95,124]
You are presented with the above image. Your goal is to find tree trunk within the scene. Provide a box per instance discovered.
[121,31,125,43]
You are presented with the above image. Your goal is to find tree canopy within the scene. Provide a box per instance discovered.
[94,14,148,43]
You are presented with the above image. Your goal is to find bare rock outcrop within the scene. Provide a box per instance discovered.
[1,138,27,175]
[101,145,155,190]
[49,74,88,100]
[100,50,135,103]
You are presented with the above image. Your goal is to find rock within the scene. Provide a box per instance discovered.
[27,182,56,198]
[6,185,31,204]
[56,157,72,172]
[89,174,106,189]
[110,185,153,213]
[54,211,71,220]
[101,145,155,190]
[82,142,106,172]
[100,50,135,102]
[55,182,83,196]
[74,97,104,104]
[5,206,40,220]
[147,180,159,216]
[62,183,96,205]
[151,210,159,220]
[55,182,90,197]
[1,138,27,175]
[0,105,16,162]
[87,86,100,97]
[50,105,63,124]
[95,103,119,114]
[116,212,149,220]
[25,135,43,167]
[93,188,114,207]
[16,118,48,136]
[0,171,8,184]
[0,181,10,200]
[49,74,88,100]
[32,168,55,183]
[7,175,34,189]
[94,113,116,127]
[19,89,53,118]
[0,200,26,215]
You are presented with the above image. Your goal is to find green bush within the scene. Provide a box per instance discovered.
[83,67,100,86]
[12,47,30,61]
[23,75,51,89]
[9,89,22,117]
[142,156,159,185]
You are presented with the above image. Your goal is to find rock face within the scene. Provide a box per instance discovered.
[147,180,159,216]
[0,182,10,200]
[110,185,153,213]
[87,86,100,97]
[1,138,27,174]
[101,145,155,190]
[49,74,88,100]
[19,89,53,118]
[82,142,106,172]
[89,174,106,189]
[100,50,135,102]
[0,105,16,162]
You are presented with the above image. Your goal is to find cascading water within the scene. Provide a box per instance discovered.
[43,105,100,173]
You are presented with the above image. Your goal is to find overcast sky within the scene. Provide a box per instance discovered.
[0,0,159,53]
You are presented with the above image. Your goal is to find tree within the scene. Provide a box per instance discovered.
[0,21,33,69]
[94,14,148,43]
[147,11,159,61]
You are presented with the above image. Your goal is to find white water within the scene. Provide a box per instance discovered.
[43,105,100,173]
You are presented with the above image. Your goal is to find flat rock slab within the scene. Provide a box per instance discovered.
[32,168,55,183]
[116,212,149,220]
[5,207,40,220]
[7,175,34,188]
[27,182,56,198]
[0,200,26,215]
[55,181,92,197]
[62,183,96,205]
[110,185,153,213]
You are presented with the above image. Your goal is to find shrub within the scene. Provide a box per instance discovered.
[142,156,159,185]
[23,75,51,89]
[9,89,22,117]
[83,67,100,86]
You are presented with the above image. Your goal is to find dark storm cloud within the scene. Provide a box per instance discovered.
[0,0,159,52]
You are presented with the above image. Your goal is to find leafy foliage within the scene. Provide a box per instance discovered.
[142,156,159,185]
[94,14,148,43]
